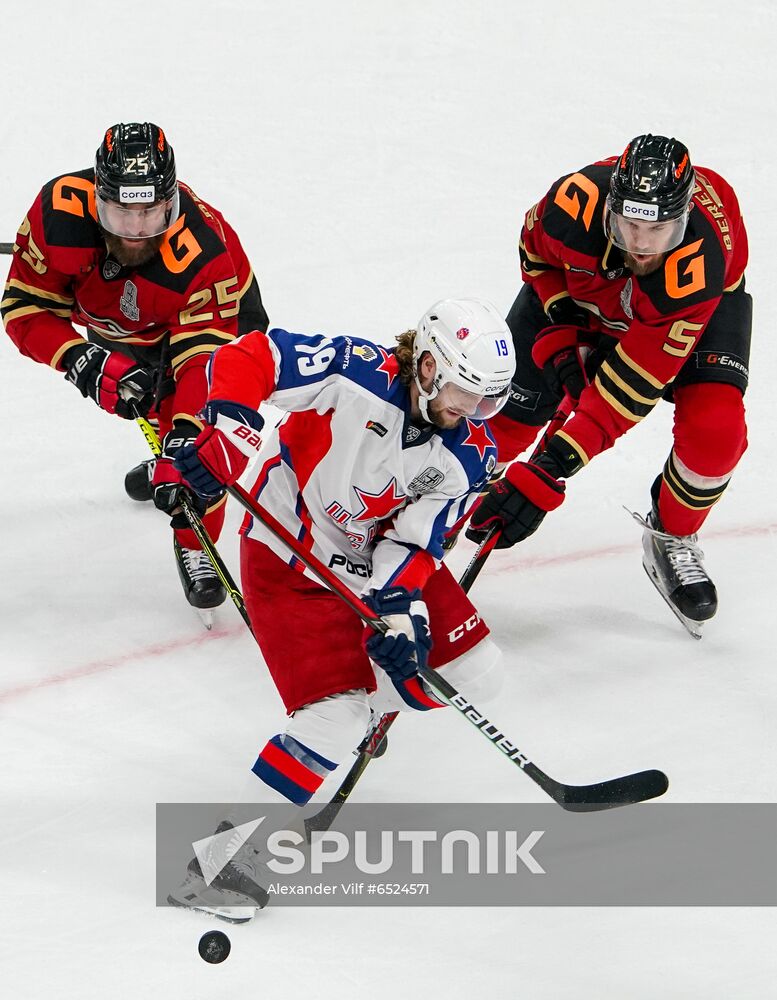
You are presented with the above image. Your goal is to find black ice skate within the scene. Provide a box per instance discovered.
[124,459,155,502]
[173,538,226,629]
[167,821,269,924]
[634,508,718,640]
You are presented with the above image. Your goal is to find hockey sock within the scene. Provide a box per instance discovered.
[252,691,370,805]
[657,383,746,535]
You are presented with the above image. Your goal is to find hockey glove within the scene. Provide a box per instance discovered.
[363,587,435,711]
[174,400,265,499]
[152,422,207,526]
[466,447,567,548]
[532,325,593,405]
[63,342,155,418]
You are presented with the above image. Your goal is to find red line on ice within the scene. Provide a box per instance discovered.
[0,624,244,704]
[486,520,777,574]
[2,521,775,705]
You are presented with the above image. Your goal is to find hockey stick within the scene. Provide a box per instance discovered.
[133,409,254,636]
[227,481,669,811]
[0,239,254,635]
[458,398,574,593]
[321,401,577,824]
[303,709,397,836]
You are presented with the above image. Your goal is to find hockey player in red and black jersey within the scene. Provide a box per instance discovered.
[467,135,752,637]
[1,122,269,618]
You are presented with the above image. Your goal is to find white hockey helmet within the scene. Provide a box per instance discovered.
[414,298,516,421]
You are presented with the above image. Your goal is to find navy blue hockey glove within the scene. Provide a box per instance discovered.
[63,342,155,418]
[363,587,437,711]
[174,400,265,498]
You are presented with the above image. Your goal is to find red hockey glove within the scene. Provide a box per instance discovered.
[532,325,593,405]
[466,449,566,548]
[152,422,206,526]
[64,342,155,418]
[174,400,264,498]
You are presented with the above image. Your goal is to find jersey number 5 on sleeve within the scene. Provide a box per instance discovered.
[662,319,704,358]
[295,341,336,376]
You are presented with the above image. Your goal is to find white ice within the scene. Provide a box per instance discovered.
[1,2,776,997]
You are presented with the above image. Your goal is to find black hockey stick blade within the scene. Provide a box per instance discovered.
[541,767,669,812]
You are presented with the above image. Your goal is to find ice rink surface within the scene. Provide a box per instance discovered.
[2,2,776,996]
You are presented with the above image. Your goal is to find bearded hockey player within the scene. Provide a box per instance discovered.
[166,297,516,918]
[468,135,751,638]
[1,122,268,618]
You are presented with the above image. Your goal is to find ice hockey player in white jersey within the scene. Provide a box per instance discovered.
[168,298,516,916]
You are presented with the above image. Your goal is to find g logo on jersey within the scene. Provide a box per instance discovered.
[665,239,705,299]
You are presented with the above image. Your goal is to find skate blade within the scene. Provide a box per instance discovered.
[642,562,703,640]
[195,608,214,630]
[167,875,257,924]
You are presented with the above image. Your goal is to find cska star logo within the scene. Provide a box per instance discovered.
[375,347,398,389]
[462,419,493,461]
[353,477,407,522]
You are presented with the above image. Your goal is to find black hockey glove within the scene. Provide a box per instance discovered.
[63,342,155,418]
[152,422,207,527]
[532,326,594,405]
[466,444,571,548]
[531,298,595,405]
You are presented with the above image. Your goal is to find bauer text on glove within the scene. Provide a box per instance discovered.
[63,342,155,418]
[174,400,264,498]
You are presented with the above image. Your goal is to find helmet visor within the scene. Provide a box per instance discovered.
[604,197,688,255]
[96,188,180,239]
[435,379,510,421]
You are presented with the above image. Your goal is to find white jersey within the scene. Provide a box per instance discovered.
[209,328,497,594]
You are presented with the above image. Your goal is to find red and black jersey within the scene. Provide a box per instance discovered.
[2,168,267,425]
[518,159,748,465]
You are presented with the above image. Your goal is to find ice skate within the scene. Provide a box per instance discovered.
[173,538,227,628]
[632,508,718,640]
[124,459,155,502]
[167,821,269,924]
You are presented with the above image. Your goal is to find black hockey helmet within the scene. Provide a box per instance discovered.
[609,134,694,220]
[94,122,179,238]
[605,134,695,254]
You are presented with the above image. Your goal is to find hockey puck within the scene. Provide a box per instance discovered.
[198,930,231,964]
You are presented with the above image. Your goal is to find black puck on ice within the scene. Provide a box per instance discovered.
[198,930,231,964]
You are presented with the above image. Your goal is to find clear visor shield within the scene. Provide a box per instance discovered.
[604,198,688,256]
[434,379,510,421]
[96,188,180,239]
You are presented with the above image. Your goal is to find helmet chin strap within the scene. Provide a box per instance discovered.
[413,370,439,424]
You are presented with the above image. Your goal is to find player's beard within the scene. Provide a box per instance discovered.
[426,394,467,430]
[103,232,165,269]
[624,251,666,277]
